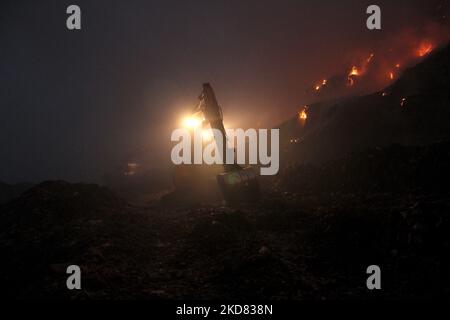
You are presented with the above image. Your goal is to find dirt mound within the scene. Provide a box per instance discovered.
[0,181,157,299]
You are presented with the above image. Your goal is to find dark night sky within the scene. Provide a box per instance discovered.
[0,0,440,183]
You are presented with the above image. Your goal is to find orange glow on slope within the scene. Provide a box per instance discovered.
[417,42,434,57]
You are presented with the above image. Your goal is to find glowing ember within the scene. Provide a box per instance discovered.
[389,72,394,80]
[395,63,400,68]
[366,53,375,63]
[417,42,433,57]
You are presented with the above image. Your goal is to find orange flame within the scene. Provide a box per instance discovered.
[314,79,327,91]
[299,106,308,121]
[417,42,433,57]
[347,66,360,86]
[299,110,308,120]
[349,66,359,76]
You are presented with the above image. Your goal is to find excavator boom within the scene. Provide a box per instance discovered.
[197,83,260,203]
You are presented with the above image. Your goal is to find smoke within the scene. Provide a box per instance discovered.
[305,2,450,103]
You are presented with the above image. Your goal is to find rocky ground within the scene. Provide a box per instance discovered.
[1,142,450,300]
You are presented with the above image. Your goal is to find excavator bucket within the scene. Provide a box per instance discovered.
[216,166,260,204]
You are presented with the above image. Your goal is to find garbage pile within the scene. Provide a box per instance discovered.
[279,141,450,194]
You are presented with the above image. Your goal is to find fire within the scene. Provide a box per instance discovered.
[349,66,359,76]
[417,42,433,57]
[315,79,327,91]
[298,106,308,121]
[347,66,360,86]
[307,36,442,98]
[299,110,308,120]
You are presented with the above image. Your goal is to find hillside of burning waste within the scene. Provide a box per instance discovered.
[1,42,450,300]
[280,43,450,165]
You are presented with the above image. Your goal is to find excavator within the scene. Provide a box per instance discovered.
[174,83,260,204]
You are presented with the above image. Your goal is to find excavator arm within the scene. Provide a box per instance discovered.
[197,83,260,203]
[198,83,239,172]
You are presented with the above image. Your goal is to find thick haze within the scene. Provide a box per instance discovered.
[0,0,444,183]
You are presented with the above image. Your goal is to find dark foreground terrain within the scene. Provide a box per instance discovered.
[1,141,450,299]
